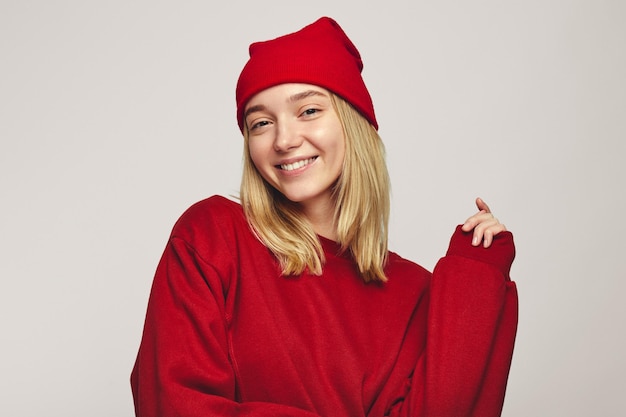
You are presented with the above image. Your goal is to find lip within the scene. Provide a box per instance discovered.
[275,156,318,174]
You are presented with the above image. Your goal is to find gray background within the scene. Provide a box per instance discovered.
[1,0,624,416]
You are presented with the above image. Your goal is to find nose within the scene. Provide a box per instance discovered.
[273,120,303,152]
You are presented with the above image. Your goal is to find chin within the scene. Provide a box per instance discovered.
[275,188,315,203]
[280,194,310,204]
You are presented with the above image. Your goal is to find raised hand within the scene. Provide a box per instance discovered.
[461,197,507,248]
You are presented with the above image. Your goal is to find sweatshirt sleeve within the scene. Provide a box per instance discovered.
[130,233,322,417]
[423,225,518,417]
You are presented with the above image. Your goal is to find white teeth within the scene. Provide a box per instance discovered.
[280,157,316,171]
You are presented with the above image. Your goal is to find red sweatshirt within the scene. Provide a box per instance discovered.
[131,195,517,417]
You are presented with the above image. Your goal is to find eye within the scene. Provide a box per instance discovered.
[249,120,271,131]
[301,108,320,117]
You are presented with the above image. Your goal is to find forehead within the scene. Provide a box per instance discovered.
[244,83,331,110]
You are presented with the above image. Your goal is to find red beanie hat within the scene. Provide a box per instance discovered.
[236,17,377,132]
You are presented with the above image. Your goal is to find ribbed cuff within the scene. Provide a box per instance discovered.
[445,225,516,279]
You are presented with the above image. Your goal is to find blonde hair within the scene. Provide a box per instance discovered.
[240,93,391,282]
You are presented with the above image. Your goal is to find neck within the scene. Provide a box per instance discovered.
[300,197,337,241]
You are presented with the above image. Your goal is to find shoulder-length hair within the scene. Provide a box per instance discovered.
[240,92,390,282]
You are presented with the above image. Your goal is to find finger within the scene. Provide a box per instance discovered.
[482,226,497,248]
[471,217,499,246]
[476,222,507,247]
[462,210,490,232]
[475,197,492,213]
[482,223,508,247]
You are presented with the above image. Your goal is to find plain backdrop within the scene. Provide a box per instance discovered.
[1,1,624,416]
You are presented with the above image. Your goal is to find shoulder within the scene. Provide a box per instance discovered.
[169,195,250,247]
[386,250,432,284]
[182,194,243,218]
[174,195,244,228]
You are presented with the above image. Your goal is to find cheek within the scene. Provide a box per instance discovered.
[330,127,346,166]
[247,142,264,168]
[247,142,273,182]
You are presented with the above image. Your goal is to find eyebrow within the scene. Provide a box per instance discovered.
[244,104,266,120]
[288,89,329,103]
[244,90,329,120]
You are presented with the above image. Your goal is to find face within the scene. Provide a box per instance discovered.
[245,83,345,214]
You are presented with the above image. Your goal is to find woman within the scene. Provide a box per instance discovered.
[131,17,517,417]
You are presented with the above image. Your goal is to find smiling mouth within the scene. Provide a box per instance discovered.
[278,157,318,171]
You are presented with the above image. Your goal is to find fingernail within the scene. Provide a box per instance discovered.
[472,236,479,246]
